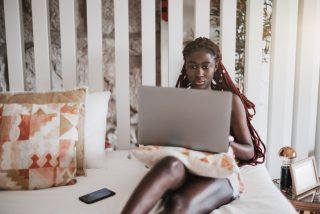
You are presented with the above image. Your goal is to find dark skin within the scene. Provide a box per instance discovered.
[121,50,254,214]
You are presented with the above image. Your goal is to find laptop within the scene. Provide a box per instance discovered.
[137,86,232,153]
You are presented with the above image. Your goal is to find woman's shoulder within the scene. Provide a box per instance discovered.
[231,94,245,113]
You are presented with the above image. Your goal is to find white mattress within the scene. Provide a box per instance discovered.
[0,151,297,214]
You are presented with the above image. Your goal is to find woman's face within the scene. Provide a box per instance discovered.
[185,50,216,90]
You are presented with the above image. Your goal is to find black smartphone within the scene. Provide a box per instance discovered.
[79,188,116,204]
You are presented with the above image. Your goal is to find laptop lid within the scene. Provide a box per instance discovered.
[138,86,232,153]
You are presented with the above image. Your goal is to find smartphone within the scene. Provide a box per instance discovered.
[79,188,116,204]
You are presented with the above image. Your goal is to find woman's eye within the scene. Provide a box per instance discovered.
[202,66,209,70]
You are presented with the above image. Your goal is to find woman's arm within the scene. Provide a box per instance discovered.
[229,94,255,161]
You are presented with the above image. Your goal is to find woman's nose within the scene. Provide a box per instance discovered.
[195,67,205,76]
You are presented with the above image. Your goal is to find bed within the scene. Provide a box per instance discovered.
[0,89,297,214]
[0,0,304,213]
[0,151,297,214]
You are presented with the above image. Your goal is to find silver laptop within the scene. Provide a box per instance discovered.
[138,86,232,153]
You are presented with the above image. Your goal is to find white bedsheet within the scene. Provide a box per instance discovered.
[0,151,297,214]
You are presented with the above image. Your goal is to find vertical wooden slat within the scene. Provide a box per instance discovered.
[168,0,183,87]
[59,0,77,89]
[114,0,130,149]
[220,0,237,80]
[316,69,320,173]
[87,0,103,92]
[266,0,299,178]
[32,0,51,91]
[243,0,265,141]
[315,0,320,174]
[161,19,169,87]
[292,0,320,161]
[194,0,210,38]
[141,0,156,86]
[4,0,25,91]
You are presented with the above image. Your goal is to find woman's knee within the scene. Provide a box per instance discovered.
[156,156,186,179]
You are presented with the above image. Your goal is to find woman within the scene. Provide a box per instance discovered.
[121,37,266,214]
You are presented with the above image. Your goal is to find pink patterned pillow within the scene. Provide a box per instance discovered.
[130,145,239,178]
[0,103,80,190]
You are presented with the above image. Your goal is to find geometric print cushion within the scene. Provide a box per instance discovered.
[0,87,87,176]
[130,145,240,179]
[0,103,80,190]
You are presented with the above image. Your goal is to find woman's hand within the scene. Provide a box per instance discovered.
[228,135,234,144]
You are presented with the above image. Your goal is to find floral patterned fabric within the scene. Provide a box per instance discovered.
[0,103,80,190]
[130,145,245,197]
[130,145,240,178]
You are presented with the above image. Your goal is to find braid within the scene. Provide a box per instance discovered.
[176,37,266,165]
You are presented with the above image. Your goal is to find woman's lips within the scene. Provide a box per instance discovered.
[194,80,205,85]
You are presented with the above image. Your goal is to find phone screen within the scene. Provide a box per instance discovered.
[79,188,116,204]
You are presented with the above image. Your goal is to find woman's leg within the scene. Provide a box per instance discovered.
[163,175,233,214]
[121,156,188,214]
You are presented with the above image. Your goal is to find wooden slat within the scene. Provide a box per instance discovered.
[292,0,320,161]
[220,0,237,80]
[168,0,183,87]
[114,0,130,149]
[59,0,77,89]
[141,0,156,86]
[243,0,265,141]
[32,0,51,91]
[87,0,103,92]
[316,73,320,173]
[4,0,25,91]
[266,0,299,178]
[194,0,210,38]
[315,0,320,175]
[161,19,169,87]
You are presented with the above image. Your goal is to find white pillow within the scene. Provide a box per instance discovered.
[85,91,111,168]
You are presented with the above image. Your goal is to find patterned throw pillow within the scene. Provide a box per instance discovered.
[0,88,87,176]
[130,145,239,178]
[0,103,81,190]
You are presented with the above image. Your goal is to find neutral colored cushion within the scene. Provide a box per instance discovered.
[0,102,80,190]
[0,151,297,214]
[85,91,111,168]
[130,145,239,178]
[0,88,87,176]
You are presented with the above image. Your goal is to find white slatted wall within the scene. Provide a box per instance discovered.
[243,0,265,141]
[87,0,104,92]
[31,0,51,91]
[141,0,156,86]
[114,0,130,149]
[3,0,25,91]
[292,0,320,163]
[220,0,237,80]
[59,0,77,89]
[2,0,320,176]
[160,16,169,87]
[316,0,320,177]
[266,0,299,177]
[194,0,210,38]
[168,0,183,87]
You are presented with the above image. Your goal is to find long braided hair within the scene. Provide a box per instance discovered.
[176,37,266,165]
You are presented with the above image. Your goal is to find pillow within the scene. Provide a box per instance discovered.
[85,91,111,168]
[0,88,87,176]
[0,102,80,190]
[130,145,239,178]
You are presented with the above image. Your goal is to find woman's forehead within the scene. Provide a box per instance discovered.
[186,50,215,62]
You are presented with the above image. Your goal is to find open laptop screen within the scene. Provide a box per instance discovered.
[138,86,232,153]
